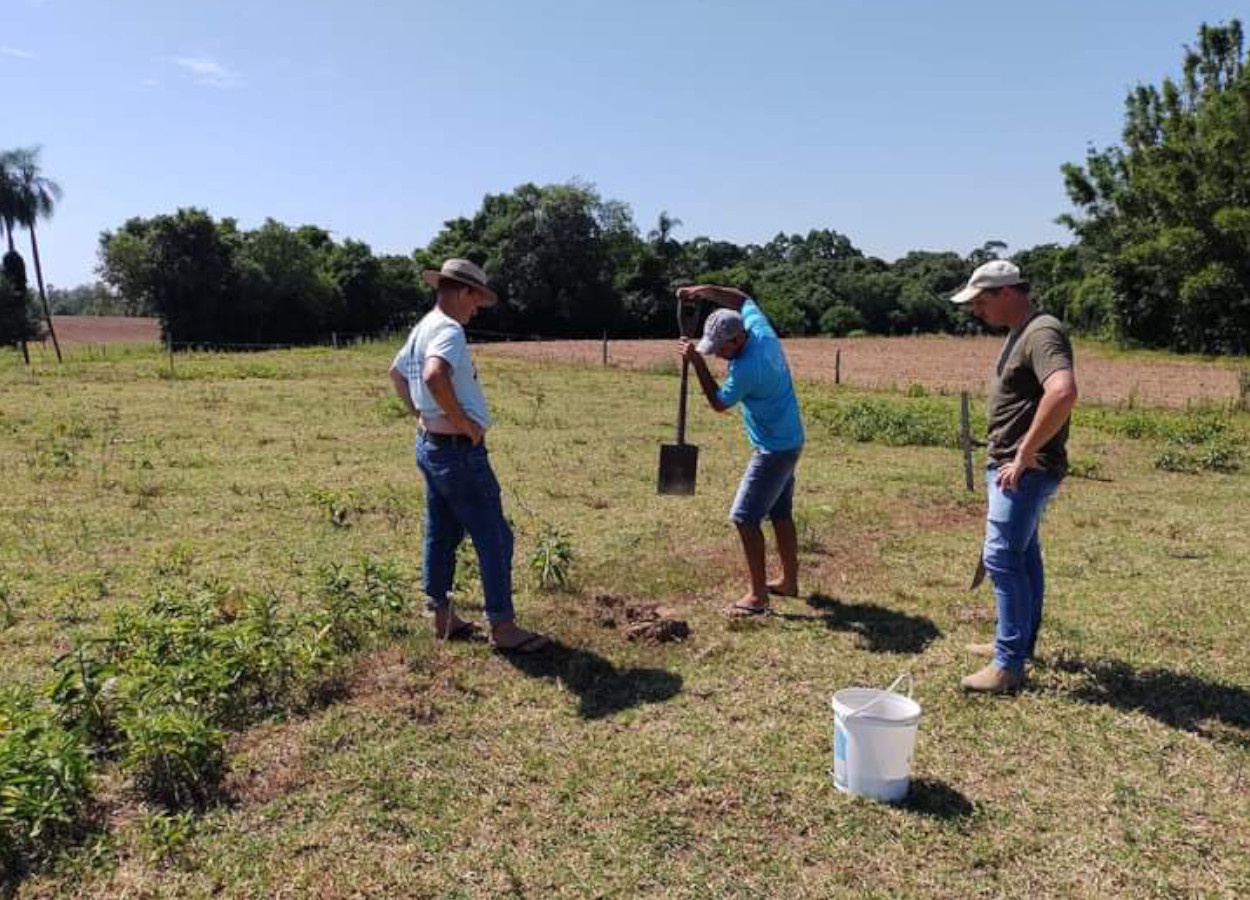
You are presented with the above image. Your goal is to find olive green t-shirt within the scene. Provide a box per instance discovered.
[987,313,1075,476]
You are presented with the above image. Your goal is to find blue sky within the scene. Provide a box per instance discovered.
[3,0,1244,287]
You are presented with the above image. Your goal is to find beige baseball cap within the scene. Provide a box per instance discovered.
[950,260,1026,305]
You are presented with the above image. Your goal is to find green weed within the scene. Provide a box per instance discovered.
[138,810,198,866]
[0,688,92,873]
[307,487,361,528]
[530,527,574,591]
[310,558,415,654]
[0,579,19,630]
[119,705,226,810]
[810,396,958,447]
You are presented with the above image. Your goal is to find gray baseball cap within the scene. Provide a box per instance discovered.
[696,309,746,354]
[950,260,1026,305]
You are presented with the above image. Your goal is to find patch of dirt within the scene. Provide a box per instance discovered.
[801,523,893,588]
[224,721,310,805]
[343,646,439,721]
[47,315,162,344]
[902,498,984,531]
[224,647,443,806]
[594,593,691,643]
[952,603,995,623]
[477,335,1244,408]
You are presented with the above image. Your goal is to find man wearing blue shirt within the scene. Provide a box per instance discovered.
[677,284,806,617]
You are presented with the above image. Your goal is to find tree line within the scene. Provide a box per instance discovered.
[97,212,425,346]
[6,19,1250,355]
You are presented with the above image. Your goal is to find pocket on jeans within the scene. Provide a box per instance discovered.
[466,449,502,500]
[419,445,461,482]
[986,483,1014,523]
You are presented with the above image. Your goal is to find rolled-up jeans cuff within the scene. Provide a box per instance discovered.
[993,654,1025,675]
[424,595,451,613]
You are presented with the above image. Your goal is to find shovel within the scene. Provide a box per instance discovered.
[657,298,702,495]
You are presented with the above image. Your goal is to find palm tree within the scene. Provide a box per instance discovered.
[2,147,61,361]
[0,153,31,363]
[647,210,683,259]
[0,153,17,254]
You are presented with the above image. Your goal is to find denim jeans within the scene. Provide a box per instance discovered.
[415,435,515,625]
[983,466,1061,674]
[729,448,801,525]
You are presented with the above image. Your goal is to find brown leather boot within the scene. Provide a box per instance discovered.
[964,642,995,659]
[960,663,1023,693]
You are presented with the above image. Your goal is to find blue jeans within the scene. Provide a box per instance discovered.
[729,448,801,525]
[415,435,515,625]
[983,466,1061,674]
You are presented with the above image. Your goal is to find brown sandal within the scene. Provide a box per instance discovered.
[492,633,552,654]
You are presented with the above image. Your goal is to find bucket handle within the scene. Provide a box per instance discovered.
[842,672,913,720]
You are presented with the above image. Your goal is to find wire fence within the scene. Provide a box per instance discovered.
[16,320,617,361]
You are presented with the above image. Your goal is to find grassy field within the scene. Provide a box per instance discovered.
[1,342,1248,899]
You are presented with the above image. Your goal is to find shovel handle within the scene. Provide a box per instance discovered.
[677,355,690,445]
[678,299,700,339]
[675,297,701,446]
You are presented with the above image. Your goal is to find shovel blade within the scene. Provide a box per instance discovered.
[969,557,987,591]
[657,443,699,495]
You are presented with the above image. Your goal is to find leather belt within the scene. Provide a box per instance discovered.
[419,429,477,448]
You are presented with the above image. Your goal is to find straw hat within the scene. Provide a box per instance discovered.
[422,258,498,306]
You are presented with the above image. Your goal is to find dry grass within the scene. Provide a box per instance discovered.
[1,343,1247,899]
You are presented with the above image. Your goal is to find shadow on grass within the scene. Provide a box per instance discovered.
[775,593,941,654]
[1,808,108,900]
[498,639,682,720]
[898,778,975,820]
[1048,656,1250,746]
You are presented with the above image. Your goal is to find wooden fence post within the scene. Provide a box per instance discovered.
[835,348,841,385]
[960,391,974,492]
[602,331,608,367]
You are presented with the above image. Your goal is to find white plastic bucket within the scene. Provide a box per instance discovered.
[831,674,921,803]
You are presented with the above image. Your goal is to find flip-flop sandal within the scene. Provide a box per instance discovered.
[766,585,799,598]
[726,602,771,618]
[492,633,551,654]
[440,621,481,642]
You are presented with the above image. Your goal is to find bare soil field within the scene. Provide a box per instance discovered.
[478,335,1245,408]
[46,315,161,344]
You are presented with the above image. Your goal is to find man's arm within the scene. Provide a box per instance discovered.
[388,365,421,419]
[421,357,485,445]
[679,339,731,413]
[677,284,747,311]
[998,369,1078,489]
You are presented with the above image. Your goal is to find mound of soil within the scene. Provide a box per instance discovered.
[594,593,690,644]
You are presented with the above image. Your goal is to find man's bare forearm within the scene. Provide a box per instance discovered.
[678,285,747,311]
[689,353,728,412]
[1018,373,1078,458]
[388,367,420,419]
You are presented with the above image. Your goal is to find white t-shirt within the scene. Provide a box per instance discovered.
[392,309,491,430]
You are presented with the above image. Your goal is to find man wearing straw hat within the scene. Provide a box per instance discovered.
[951,260,1078,693]
[388,258,550,653]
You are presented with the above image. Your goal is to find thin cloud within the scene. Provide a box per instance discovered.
[1,46,38,59]
[172,55,243,88]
